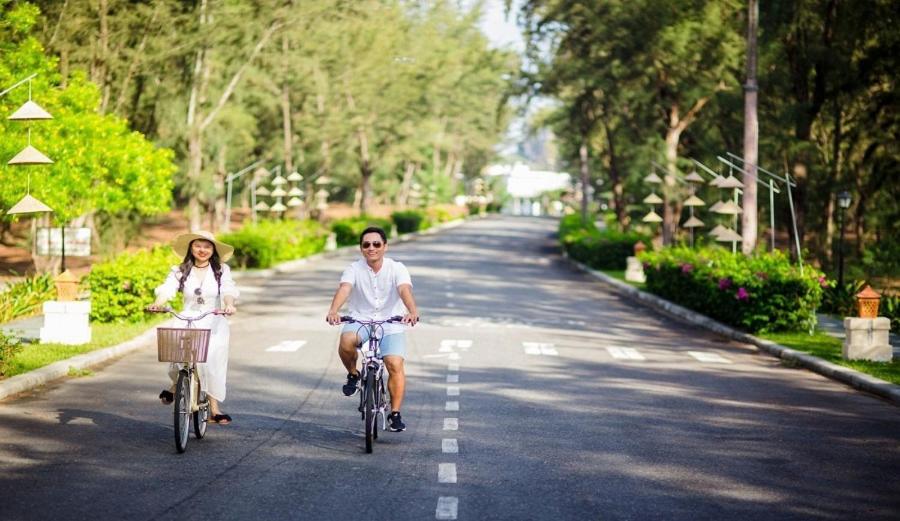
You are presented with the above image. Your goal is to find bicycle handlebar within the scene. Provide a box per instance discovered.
[146,307,229,321]
[340,315,405,324]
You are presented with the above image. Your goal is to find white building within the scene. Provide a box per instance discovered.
[485,163,571,216]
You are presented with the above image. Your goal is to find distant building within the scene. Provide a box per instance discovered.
[485,163,571,216]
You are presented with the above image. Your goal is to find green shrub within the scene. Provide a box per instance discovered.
[0,273,55,323]
[639,246,825,333]
[0,328,23,376]
[219,219,328,269]
[558,214,648,270]
[86,246,179,323]
[330,216,393,246]
[392,210,428,234]
[882,294,899,334]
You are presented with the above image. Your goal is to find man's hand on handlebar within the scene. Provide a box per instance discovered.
[402,313,419,326]
[326,311,342,325]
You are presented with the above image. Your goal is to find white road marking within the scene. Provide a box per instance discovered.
[689,351,732,363]
[456,340,472,349]
[523,341,557,356]
[444,418,458,430]
[264,340,307,352]
[439,345,455,353]
[607,347,646,360]
[448,353,460,360]
[446,374,459,383]
[438,463,457,483]
[447,386,460,396]
[447,363,460,371]
[436,497,458,520]
[445,401,459,411]
[442,438,458,453]
[447,303,456,308]
[445,292,455,298]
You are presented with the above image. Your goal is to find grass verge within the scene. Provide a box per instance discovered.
[1,316,168,379]
[759,330,900,385]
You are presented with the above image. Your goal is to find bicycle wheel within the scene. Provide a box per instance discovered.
[364,370,376,453]
[193,379,208,439]
[174,370,191,453]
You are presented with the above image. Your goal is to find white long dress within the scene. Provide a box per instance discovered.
[154,263,239,402]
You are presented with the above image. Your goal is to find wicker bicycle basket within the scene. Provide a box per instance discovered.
[157,327,211,363]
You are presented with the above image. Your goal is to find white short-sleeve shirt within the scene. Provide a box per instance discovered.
[340,257,411,335]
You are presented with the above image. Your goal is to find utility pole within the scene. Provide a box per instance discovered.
[741,0,759,255]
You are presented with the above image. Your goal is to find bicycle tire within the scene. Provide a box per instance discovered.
[374,377,385,440]
[174,370,191,453]
[364,370,376,453]
[193,384,208,439]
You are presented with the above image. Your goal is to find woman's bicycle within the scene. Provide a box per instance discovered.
[340,315,404,453]
[149,307,224,453]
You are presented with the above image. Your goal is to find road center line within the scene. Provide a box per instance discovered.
[438,463,457,483]
[688,351,732,363]
[445,401,459,411]
[447,363,460,371]
[443,418,458,430]
[446,374,459,383]
[442,438,458,453]
[436,497,458,520]
[264,340,307,352]
[607,346,646,360]
[447,386,460,396]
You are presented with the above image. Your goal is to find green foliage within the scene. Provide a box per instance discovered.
[558,214,648,270]
[391,210,428,234]
[86,246,179,323]
[219,219,328,269]
[0,273,55,323]
[0,328,23,376]
[330,216,393,247]
[0,2,175,224]
[639,247,826,334]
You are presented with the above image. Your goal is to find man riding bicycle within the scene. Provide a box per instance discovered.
[326,226,419,432]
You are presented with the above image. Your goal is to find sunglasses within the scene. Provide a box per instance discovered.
[361,241,383,249]
[194,287,205,305]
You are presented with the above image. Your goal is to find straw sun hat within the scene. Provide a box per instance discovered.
[172,230,235,263]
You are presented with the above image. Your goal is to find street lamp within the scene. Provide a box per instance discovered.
[837,190,852,287]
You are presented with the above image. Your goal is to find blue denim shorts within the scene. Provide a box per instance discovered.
[341,323,407,359]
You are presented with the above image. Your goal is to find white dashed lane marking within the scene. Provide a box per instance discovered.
[445,401,459,411]
[448,363,460,371]
[264,340,307,352]
[444,418,459,430]
[436,497,458,519]
[447,386,460,396]
[523,342,558,356]
[442,438,458,453]
[606,347,646,360]
[446,374,459,383]
[438,463,457,483]
[689,351,732,363]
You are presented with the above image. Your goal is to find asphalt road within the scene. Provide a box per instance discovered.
[1,216,898,521]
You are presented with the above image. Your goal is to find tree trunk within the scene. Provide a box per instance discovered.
[741,0,759,254]
[663,126,680,245]
[281,32,294,174]
[96,0,111,113]
[602,118,626,229]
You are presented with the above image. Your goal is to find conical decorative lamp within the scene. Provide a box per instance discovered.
[272,175,288,186]
[715,201,743,215]
[8,144,53,165]
[683,195,705,207]
[254,201,270,211]
[643,193,664,204]
[683,216,704,228]
[254,186,271,196]
[253,167,270,178]
[287,197,303,207]
[718,176,744,189]
[715,227,743,242]
[685,171,705,183]
[315,176,332,185]
[287,171,303,182]
[709,224,727,237]
[643,173,663,184]
[6,193,53,214]
[270,201,287,212]
[709,175,726,188]
[8,100,53,121]
[709,200,724,212]
[642,210,663,223]
[288,187,304,196]
[271,187,287,197]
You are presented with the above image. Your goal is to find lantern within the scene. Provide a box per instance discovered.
[856,285,881,319]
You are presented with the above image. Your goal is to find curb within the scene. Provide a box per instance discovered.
[0,317,176,401]
[0,216,473,402]
[563,255,900,407]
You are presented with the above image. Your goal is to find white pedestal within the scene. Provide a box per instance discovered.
[625,256,646,283]
[325,232,337,251]
[842,317,892,362]
[39,301,91,345]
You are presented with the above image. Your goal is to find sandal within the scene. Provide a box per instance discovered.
[159,390,173,405]
[209,414,232,425]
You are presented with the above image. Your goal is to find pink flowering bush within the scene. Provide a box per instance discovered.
[639,246,824,333]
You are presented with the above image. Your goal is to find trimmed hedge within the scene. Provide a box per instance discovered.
[639,246,825,333]
[558,214,648,270]
[87,246,179,323]
[0,328,23,376]
[219,219,328,269]
[391,210,428,234]
[331,216,393,246]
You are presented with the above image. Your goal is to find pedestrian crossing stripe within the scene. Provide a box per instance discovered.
[688,351,732,363]
[606,347,645,360]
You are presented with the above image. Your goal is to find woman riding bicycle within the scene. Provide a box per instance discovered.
[148,231,239,425]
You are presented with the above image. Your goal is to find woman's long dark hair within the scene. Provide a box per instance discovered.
[177,240,222,294]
